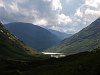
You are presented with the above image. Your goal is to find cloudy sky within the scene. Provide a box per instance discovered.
[0,0,100,34]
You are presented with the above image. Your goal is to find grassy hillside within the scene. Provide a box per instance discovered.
[47,17,100,55]
[0,22,42,60]
[0,48,100,75]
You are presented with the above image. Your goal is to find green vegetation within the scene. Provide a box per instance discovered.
[0,48,100,75]
[0,22,45,60]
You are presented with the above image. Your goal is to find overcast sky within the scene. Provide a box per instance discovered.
[0,0,100,34]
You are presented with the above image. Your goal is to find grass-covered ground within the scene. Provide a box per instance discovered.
[0,48,100,75]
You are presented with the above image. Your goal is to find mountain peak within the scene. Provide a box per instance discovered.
[90,17,100,27]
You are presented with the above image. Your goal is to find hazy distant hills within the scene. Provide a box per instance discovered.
[5,22,61,51]
[0,22,39,60]
[47,29,72,40]
[47,17,100,55]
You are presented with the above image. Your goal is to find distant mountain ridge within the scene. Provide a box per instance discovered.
[47,29,72,40]
[5,22,61,51]
[47,17,100,55]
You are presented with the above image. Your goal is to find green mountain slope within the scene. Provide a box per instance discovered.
[0,22,40,60]
[47,17,100,55]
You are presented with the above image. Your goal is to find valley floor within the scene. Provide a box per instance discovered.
[0,48,100,75]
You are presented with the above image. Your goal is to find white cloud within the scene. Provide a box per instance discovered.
[75,8,83,18]
[51,0,62,11]
[0,0,100,34]
[85,8,100,16]
[73,0,100,30]
[58,14,72,24]
[43,0,51,2]
[85,0,100,8]
[84,0,100,20]
[9,2,19,12]
[0,0,4,7]
[33,18,48,26]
